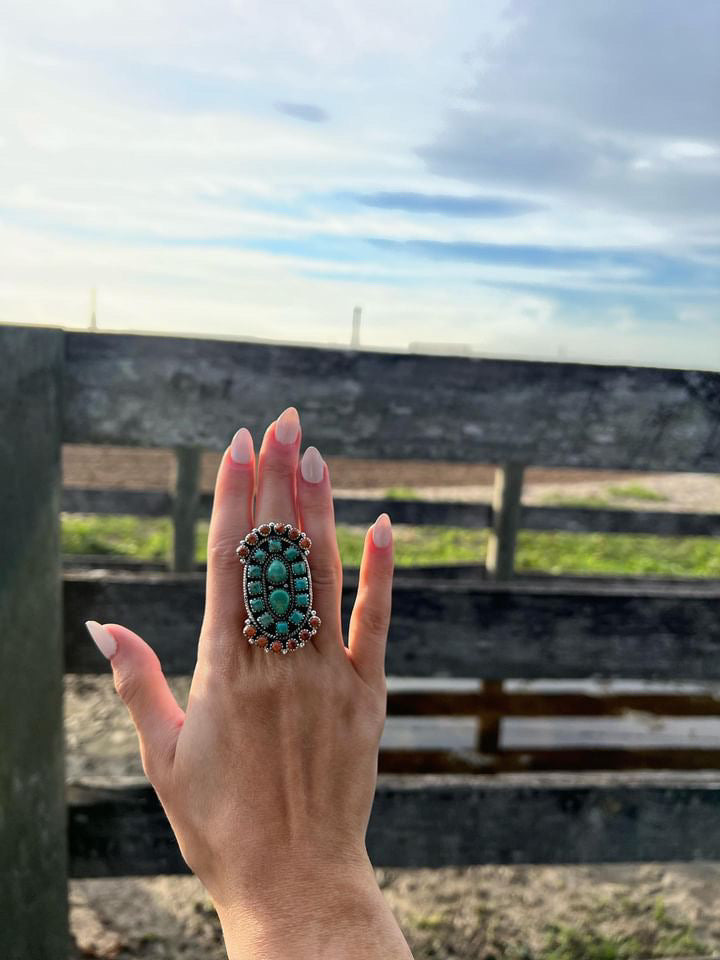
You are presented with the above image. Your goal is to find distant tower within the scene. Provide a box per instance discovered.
[89,288,97,331]
[351,306,362,347]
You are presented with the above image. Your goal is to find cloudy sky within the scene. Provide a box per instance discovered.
[1,0,718,368]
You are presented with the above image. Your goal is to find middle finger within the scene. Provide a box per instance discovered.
[254,406,302,528]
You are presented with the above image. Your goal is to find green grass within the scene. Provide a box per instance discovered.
[61,514,720,577]
[384,485,421,500]
[541,484,669,509]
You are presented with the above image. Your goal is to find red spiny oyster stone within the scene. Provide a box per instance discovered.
[256,635,269,648]
[273,521,287,533]
[309,615,321,630]
[299,629,311,642]
[299,536,311,550]
[243,623,257,639]
[288,639,297,650]
[258,523,271,536]
[288,527,301,540]
[246,532,258,545]
[271,640,283,653]
[236,544,250,559]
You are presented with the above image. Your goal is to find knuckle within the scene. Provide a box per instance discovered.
[358,603,390,638]
[113,669,143,709]
[209,536,243,570]
[309,556,341,592]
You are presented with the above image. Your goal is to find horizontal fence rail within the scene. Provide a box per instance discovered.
[61,486,720,537]
[64,571,720,680]
[67,774,720,874]
[63,331,720,471]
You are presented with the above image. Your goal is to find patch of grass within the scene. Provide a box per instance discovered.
[607,484,669,502]
[411,911,449,930]
[540,924,641,959]
[539,493,613,508]
[61,516,720,578]
[61,513,171,562]
[384,485,421,500]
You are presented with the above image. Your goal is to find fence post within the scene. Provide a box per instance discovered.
[0,325,68,957]
[171,447,201,572]
[478,462,527,759]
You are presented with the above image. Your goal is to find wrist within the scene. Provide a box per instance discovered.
[214,855,412,960]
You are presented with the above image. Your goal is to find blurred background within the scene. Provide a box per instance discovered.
[3,1,720,958]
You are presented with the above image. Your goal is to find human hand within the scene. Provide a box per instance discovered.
[85,407,413,959]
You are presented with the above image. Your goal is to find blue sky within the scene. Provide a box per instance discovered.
[0,0,718,368]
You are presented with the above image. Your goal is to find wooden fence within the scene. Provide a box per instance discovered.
[3,322,720,956]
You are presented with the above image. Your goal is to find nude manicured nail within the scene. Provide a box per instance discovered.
[372,513,392,548]
[230,427,253,464]
[85,620,117,659]
[275,407,300,444]
[301,446,325,483]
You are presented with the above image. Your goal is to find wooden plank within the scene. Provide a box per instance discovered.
[67,774,720,873]
[0,326,68,956]
[387,690,720,717]
[378,749,720,775]
[63,571,720,679]
[61,487,720,538]
[171,447,201,572]
[62,329,720,471]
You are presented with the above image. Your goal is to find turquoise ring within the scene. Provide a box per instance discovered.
[236,521,321,654]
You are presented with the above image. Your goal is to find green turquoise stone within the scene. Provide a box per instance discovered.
[249,597,264,612]
[248,581,263,596]
[258,612,273,629]
[247,564,262,579]
[291,561,306,575]
[295,593,309,608]
[276,621,288,636]
[284,545,300,561]
[269,588,290,615]
[289,610,305,626]
[267,558,287,583]
[252,548,267,563]
[268,539,282,552]
[294,577,308,591]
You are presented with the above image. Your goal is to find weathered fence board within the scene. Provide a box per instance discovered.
[63,571,720,680]
[61,487,720,537]
[0,327,68,957]
[67,774,720,874]
[62,331,720,471]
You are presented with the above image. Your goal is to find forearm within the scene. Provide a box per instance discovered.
[215,858,413,960]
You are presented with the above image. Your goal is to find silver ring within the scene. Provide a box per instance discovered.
[236,521,321,654]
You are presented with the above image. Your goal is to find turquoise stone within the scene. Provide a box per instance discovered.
[267,558,287,583]
[249,597,264,612]
[268,539,282,552]
[258,612,273,629]
[269,588,290,615]
[252,548,267,563]
[247,564,262,579]
[289,610,305,626]
[295,593,309,608]
[276,621,288,636]
[248,581,263,596]
[291,561,306,575]
[284,545,300,561]
[294,577,308,591]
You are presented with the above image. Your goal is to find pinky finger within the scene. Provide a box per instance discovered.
[347,513,393,690]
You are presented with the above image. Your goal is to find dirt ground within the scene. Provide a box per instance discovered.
[64,447,720,958]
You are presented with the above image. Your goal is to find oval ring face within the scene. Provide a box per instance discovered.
[235,521,321,654]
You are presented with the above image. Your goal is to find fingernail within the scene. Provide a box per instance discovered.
[85,620,117,659]
[230,427,253,464]
[372,513,392,548]
[275,406,300,445]
[301,446,325,483]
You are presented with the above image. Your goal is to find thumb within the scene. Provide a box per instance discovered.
[84,620,184,784]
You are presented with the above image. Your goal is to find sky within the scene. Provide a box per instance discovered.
[1,0,718,369]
